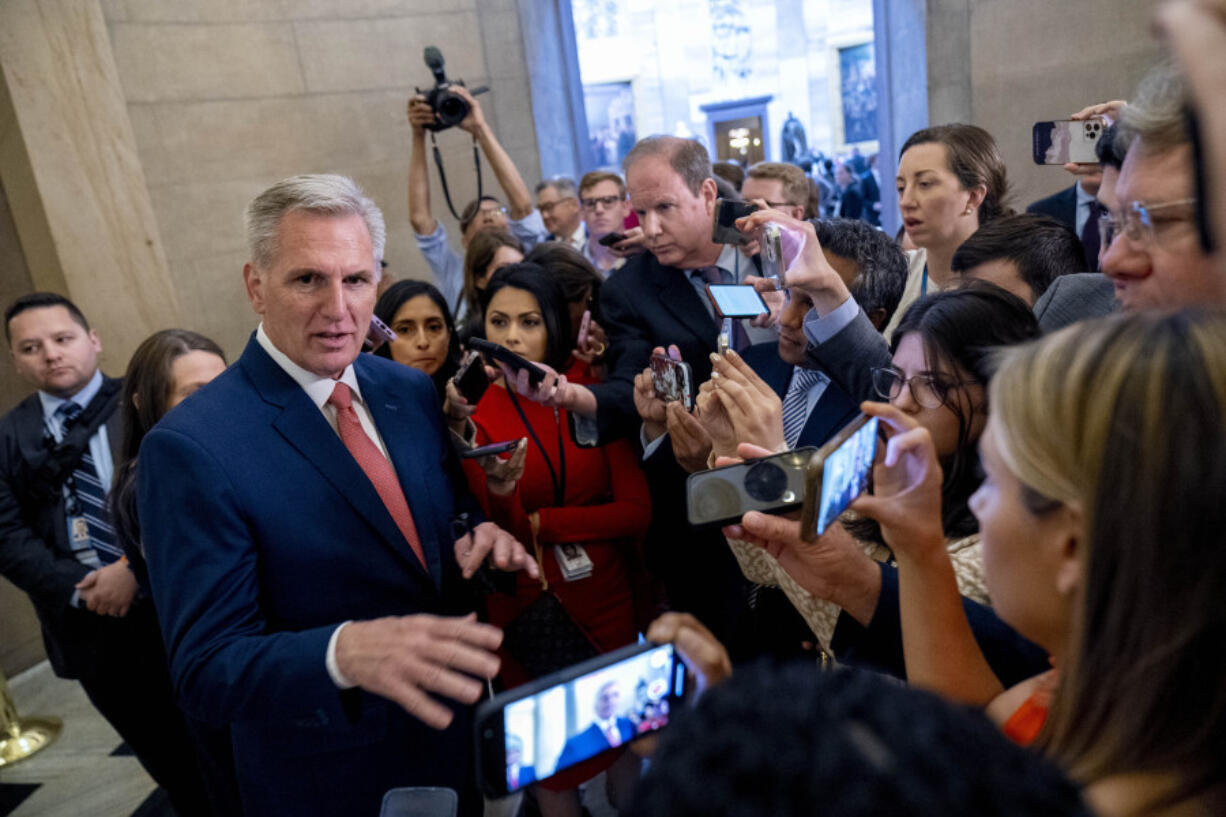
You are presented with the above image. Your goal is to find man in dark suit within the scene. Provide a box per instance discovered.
[1026,178,1100,270]
[0,293,210,816]
[555,680,635,769]
[138,175,534,817]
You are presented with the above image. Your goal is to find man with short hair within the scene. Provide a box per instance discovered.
[578,170,632,274]
[536,176,585,250]
[740,162,809,219]
[139,174,534,817]
[951,213,1084,306]
[408,87,547,313]
[0,293,210,816]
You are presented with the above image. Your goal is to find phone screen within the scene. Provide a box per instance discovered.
[708,284,768,318]
[649,354,694,409]
[487,643,684,795]
[815,416,880,536]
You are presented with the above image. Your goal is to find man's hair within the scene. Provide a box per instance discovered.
[578,171,626,198]
[711,161,745,192]
[535,176,577,198]
[1095,123,1124,170]
[746,162,809,207]
[628,664,1093,817]
[812,219,908,328]
[5,292,90,344]
[1116,62,1187,157]
[951,214,1085,298]
[245,174,386,270]
[623,136,712,196]
[459,195,504,236]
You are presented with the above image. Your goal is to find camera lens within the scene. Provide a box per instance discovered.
[438,93,468,125]
[744,461,788,503]
[691,478,740,523]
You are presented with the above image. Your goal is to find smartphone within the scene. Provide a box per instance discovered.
[576,310,592,350]
[452,350,491,404]
[1032,119,1104,165]
[468,338,547,386]
[363,314,396,352]
[712,198,758,245]
[759,222,785,287]
[649,353,695,411]
[474,641,687,798]
[686,447,817,527]
[706,284,769,319]
[800,414,881,540]
[458,439,521,460]
[597,231,628,248]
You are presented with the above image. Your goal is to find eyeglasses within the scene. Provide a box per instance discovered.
[1099,197,1197,249]
[478,205,507,216]
[871,367,975,409]
[580,195,625,211]
[538,197,577,214]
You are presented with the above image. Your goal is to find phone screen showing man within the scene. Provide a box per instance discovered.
[816,416,880,536]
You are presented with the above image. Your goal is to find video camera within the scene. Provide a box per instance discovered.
[416,46,489,132]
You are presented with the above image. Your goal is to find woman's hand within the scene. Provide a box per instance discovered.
[443,379,477,435]
[646,612,732,695]
[695,379,738,460]
[849,402,946,563]
[477,438,528,496]
[706,350,784,453]
[573,318,609,362]
[501,361,597,417]
[734,209,851,316]
[634,345,678,442]
[665,402,713,473]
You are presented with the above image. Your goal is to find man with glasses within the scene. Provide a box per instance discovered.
[578,170,635,274]
[536,176,586,251]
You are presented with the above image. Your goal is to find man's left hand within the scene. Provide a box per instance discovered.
[76,562,138,617]
[454,521,539,580]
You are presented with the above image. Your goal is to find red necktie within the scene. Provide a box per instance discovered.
[604,723,622,748]
[328,382,426,568]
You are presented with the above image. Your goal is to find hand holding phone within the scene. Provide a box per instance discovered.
[686,447,817,527]
[799,414,881,540]
[468,338,548,386]
[597,231,628,247]
[458,439,522,459]
[649,353,695,410]
[1032,119,1104,165]
[364,314,396,352]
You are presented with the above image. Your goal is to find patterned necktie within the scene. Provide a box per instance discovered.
[327,383,426,568]
[1081,200,1102,271]
[781,368,829,448]
[58,402,122,566]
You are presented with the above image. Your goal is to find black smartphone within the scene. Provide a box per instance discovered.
[1032,119,1104,165]
[648,353,695,411]
[597,231,628,247]
[468,338,547,386]
[800,414,881,540]
[458,439,520,459]
[686,447,817,527]
[705,284,769,319]
[712,198,757,245]
[474,641,686,798]
[363,314,396,352]
[453,350,491,404]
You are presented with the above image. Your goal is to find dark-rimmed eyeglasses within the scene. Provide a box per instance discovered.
[871,367,976,409]
[580,195,625,211]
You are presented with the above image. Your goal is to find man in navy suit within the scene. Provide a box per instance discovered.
[138,175,535,817]
[555,680,636,769]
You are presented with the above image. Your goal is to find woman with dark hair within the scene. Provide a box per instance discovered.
[457,227,524,338]
[462,262,650,817]
[373,279,461,398]
[723,284,1039,655]
[107,328,240,817]
[886,123,1014,338]
[524,241,610,366]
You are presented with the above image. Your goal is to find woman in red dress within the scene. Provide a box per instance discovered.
[462,262,650,817]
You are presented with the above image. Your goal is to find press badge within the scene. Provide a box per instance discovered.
[71,516,90,543]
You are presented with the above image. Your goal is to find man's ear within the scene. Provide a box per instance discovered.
[700,177,719,215]
[244,263,266,316]
[1053,501,1086,598]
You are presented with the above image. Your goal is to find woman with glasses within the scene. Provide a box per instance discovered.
[726,284,1040,660]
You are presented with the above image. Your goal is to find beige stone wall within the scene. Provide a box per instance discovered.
[103,0,542,360]
[928,0,1165,210]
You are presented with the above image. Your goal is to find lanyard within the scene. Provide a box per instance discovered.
[920,263,929,297]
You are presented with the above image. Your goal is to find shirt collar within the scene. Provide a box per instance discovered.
[715,243,742,280]
[38,369,103,422]
[568,223,587,249]
[1075,181,1096,208]
[256,323,365,411]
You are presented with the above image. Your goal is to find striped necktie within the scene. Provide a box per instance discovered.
[58,402,122,566]
[781,368,829,448]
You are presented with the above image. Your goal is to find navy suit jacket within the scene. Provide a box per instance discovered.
[739,342,859,448]
[555,717,635,769]
[1026,184,1078,232]
[139,337,481,817]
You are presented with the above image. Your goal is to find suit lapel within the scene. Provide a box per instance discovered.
[240,339,432,580]
[13,394,49,467]
[799,380,860,448]
[359,368,445,589]
[651,260,719,349]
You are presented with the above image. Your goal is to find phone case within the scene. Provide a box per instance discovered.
[649,355,695,410]
[685,448,816,527]
[799,414,876,541]
[453,352,491,404]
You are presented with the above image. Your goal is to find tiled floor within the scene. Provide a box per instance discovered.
[0,662,169,817]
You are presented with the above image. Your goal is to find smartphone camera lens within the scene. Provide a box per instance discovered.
[744,461,788,503]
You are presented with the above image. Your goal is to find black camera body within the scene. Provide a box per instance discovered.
[417,46,486,132]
